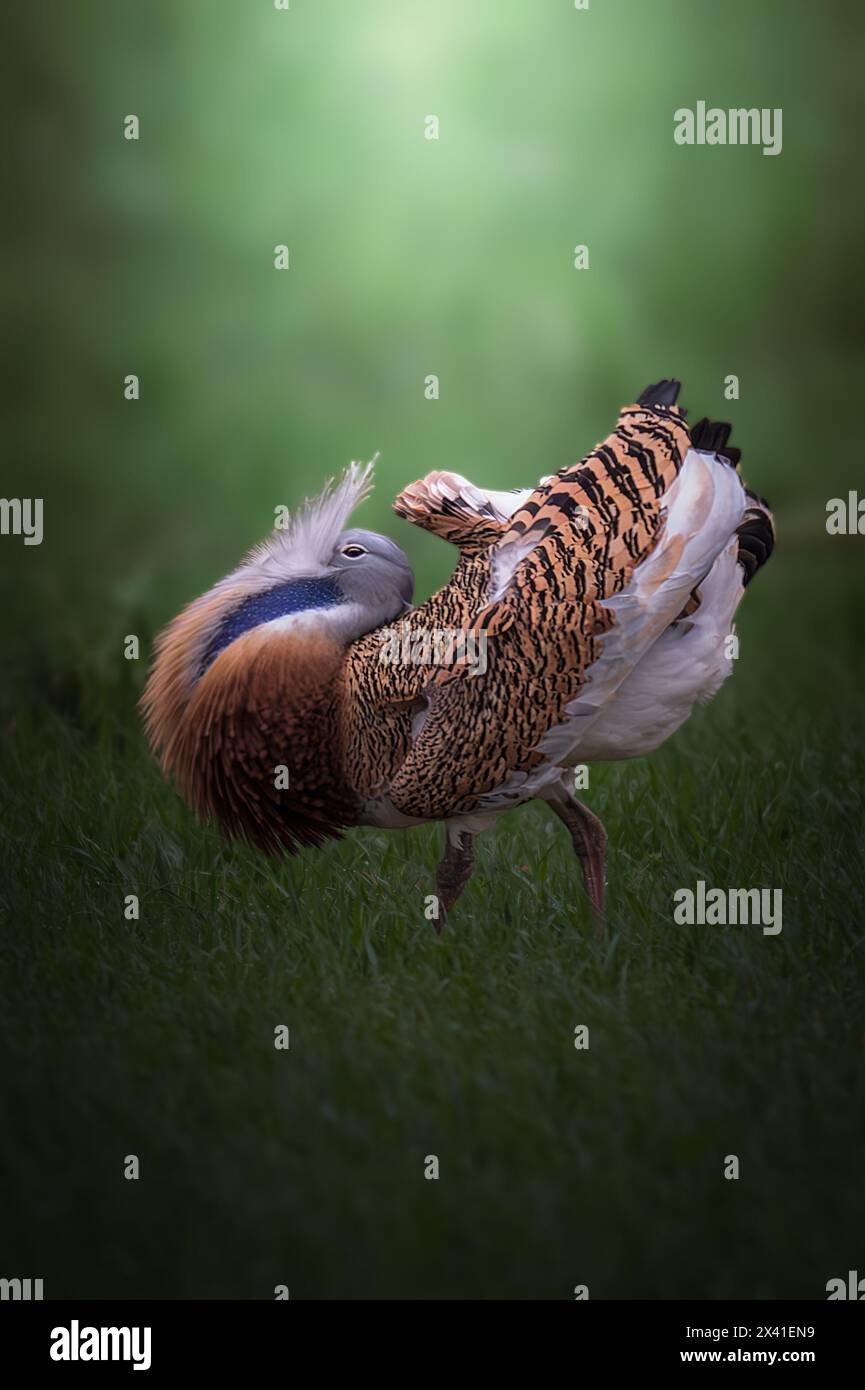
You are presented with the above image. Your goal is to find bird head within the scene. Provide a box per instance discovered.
[327,526,414,614]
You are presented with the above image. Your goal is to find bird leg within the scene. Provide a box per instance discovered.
[433,828,476,933]
[545,791,607,928]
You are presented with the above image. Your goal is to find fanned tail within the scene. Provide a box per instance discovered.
[689,415,774,584]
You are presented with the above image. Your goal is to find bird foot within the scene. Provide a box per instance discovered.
[433,829,476,930]
[546,794,607,931]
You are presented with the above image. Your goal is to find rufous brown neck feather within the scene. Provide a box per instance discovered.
[143,621,362,854]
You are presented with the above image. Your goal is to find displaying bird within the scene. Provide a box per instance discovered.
[141,380,774,928]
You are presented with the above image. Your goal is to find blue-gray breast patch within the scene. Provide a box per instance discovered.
[200,577,345,677]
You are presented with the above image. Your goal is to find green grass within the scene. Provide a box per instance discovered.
[3,0,864,1302]
[2,549,864,1299]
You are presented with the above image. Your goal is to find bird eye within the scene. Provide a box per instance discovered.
[341,544,367,558]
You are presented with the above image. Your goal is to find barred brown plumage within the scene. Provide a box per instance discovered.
[141,380,774,928]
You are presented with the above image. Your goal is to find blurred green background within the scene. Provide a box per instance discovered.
[1,0,864,1299]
